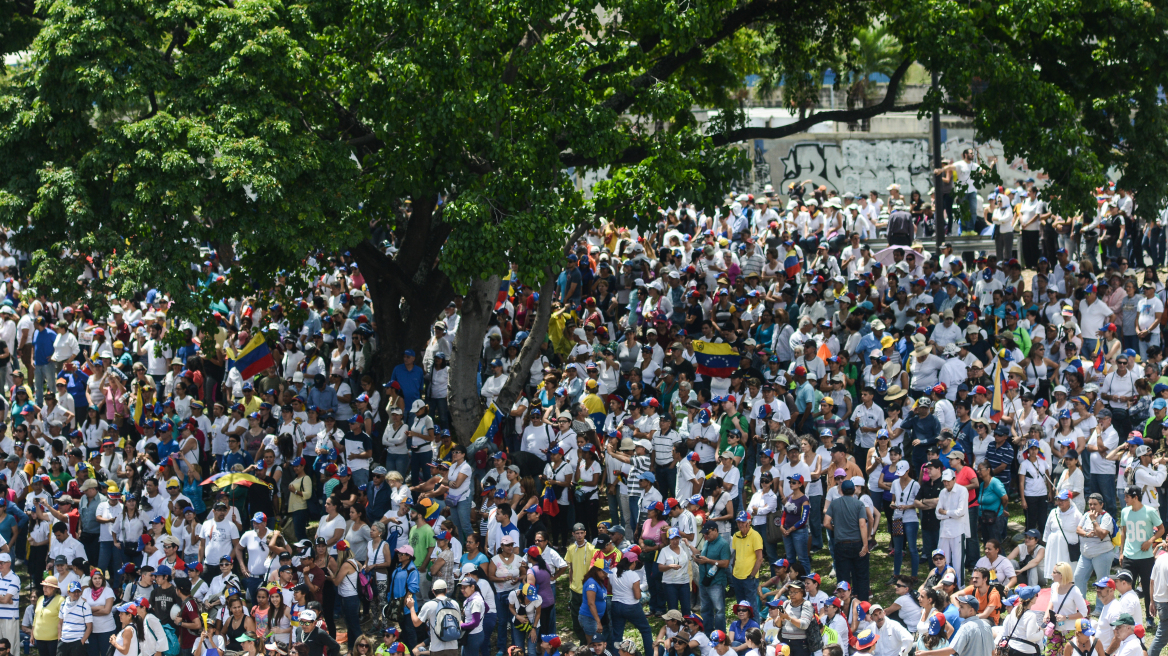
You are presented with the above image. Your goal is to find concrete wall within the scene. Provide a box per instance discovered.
[749,128,1051,197]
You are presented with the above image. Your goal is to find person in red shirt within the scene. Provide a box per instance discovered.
[173,577,203,652]
[950,448,979,571]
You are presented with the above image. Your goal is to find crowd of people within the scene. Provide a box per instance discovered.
[0,167,1166,656]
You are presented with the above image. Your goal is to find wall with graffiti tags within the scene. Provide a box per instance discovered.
[754,130,1057,197]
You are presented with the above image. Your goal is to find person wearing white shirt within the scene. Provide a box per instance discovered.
[1112,616,1145,656]
[1136,282,1164,360]
[869,605,913,656]
[1078,289,1116,354]
[936,469,969,587]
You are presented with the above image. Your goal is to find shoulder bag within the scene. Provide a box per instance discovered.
[1054,508,1081,562]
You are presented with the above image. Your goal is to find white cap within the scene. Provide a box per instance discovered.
[850,476,865,487]
[1053,385,1068,395]
[895,461,910,477]
[941,469,955,481]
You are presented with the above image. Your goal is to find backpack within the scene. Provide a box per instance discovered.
[433,598,463,643]
[804,608,824,653]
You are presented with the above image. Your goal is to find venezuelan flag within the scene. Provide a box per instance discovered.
[1093,339,1105,372]
[694,340,739,378]
[540,481,560,517]
[471,403,506,447]
[784,248,802,278]
[227,333,276,381]
[494,272,513,311]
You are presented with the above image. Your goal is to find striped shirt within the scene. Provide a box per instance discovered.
[0,572,19,620]
[57,597,92,643]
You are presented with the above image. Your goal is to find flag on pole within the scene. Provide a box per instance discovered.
[471,402,506,447]
[227,333,276,380]
[494,272,514,311]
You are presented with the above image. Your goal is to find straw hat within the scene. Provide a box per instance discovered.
[885,385,908,401]
[41,576,59,589]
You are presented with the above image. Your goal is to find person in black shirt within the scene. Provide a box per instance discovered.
[149,564,181,630]
[917,459,944,561]
[519,504,547,550]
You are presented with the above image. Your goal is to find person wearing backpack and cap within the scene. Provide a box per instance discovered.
[406,578,462,656]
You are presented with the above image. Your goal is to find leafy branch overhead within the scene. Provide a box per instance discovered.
[2,0,1168,327]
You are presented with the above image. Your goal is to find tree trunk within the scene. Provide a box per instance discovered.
[349,194,457,390]
[447,275,499,442]
[443,221,588,445]
[492,272,555,421]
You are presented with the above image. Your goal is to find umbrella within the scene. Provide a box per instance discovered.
[872,245,924,269]
[211,473,270,489]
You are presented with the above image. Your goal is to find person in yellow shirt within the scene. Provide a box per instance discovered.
[565,523,596,644]
[730,511,763,616]
[32,576,63,646]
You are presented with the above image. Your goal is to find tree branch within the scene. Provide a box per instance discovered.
[596,0,789,118]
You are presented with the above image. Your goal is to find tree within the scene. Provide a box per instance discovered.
[5,0,1168,441]
[844,25,902,130]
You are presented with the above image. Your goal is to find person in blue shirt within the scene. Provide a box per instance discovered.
[728,601,760,649]
[0,498,28,547]
[217,434,253,473]
[32,317,55,406]
[58,361,89,415]
[306,374,338,416]
[389,546,421,648]
[391,351,425,420]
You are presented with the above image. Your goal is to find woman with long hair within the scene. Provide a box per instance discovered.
[577,563,610,642]
[251,587,276,642]
[916,612,949,653]
[780,474,812,575]
[524,546,556,631]
[331,540,363,651]
[266,584,292,645]
[220,595,259,656]
[488,537,523,651]
[609,551,652,653]
[1042,562,1088,656]
[310,537,339,637]
[110,602,143,656]
[86,568,117,656]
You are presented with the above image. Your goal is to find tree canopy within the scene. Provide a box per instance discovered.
[3,0,1168,386]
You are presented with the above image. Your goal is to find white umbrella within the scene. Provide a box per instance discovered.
[873,245,925,268]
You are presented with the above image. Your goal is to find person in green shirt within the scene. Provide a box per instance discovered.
[1120,485,1164,562]
[718,396,745,452]
[725,431,746,476]
[408,505,436,572]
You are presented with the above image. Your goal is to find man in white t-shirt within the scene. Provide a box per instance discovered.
[198,502,242,582]
[937,149,996,233]
[239,512,274,601]
[1137,282,1164,361]
[408,578,461,655]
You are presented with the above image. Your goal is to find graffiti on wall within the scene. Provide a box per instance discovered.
[778,139,934,195]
